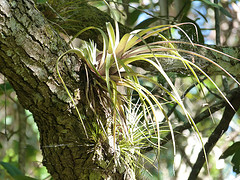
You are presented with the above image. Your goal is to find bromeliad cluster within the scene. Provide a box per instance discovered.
[56,22,183,146]
[56,21,240,174]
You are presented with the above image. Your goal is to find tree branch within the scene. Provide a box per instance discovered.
[132,42,240,78]
[142,93,225,154]
[39,1,240,78]
[143,82,240,155]
[161,87,240,146]
[188,87,240,180]
[160,99,224,146]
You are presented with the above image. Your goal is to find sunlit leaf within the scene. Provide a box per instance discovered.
[115,33,130,58]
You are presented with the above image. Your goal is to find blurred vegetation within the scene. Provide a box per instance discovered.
[1,0,240,179]
[0,76,50,179]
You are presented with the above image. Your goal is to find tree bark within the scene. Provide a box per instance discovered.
[0,0,128,179]
[130,42,240,78]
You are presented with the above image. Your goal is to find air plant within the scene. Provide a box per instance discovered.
[56,19,240,177]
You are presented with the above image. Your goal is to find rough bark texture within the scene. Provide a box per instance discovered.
[131,42,240,78]
[37,0,132,50]
[0,0,126,179]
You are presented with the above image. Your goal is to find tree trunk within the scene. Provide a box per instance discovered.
[0,0,130,179]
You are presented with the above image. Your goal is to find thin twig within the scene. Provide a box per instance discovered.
[222,75,230,94]
[162,77,207,122]
[4,76,7,137]
[109,0,174,23]
[188,88,240,179]
[142,87,239,153]
[142,96,224,154]
[202,81,222,99]
[161,99,224,146]
[214,0,220,45]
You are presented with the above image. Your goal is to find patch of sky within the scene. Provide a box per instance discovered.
[191,1,215,44]
[136,12,153,25]
[189,86,198,95]
[142,0,150,5]
[191,1,208,29]
[134,0,158,26]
